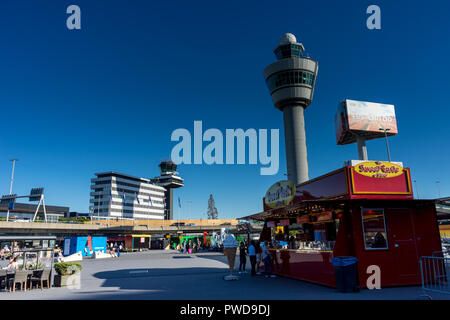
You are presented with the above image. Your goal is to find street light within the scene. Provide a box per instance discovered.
[6,159,18,222]
[379,128,391,162]
[9,159,18,194]
[437,181,441,198]
[413,180,420,199]
[187,200,192,222]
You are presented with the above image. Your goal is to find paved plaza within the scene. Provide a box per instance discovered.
[1,250,449,300]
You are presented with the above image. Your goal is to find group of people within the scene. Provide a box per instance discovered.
[177,238,202,254]
[236,240,276,278]
[108,242,123,257]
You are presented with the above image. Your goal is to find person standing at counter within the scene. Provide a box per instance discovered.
[238,242,247,274]
[255,242,262,275]
[248,241,257,276]
[262,241,276,278]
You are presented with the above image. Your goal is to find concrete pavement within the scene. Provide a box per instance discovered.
[1,250,449,300]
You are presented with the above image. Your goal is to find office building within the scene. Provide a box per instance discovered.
[90,172,166,219]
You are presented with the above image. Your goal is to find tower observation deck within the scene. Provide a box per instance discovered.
[264,33,318,185]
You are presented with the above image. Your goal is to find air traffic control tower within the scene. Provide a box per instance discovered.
[264,33,318,185]
[152,161,184,220]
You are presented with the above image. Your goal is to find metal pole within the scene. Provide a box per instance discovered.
[379,128,391,162]
[42,195,47,223]
[437,181,441,198]
[356,137,368,160]
[188,200,192,222]
[9,159,18,194]
[414,180,420,199]
[6,159,18,222]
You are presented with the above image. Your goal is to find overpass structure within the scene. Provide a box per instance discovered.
[0,219,262,238]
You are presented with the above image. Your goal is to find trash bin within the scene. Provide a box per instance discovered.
[331,256,359,293]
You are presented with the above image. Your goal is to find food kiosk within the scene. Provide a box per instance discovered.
[125,234,151,251]
[241,161,442,288]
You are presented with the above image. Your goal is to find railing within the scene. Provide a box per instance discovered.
[420,256,450,299]
[0,219,241,228]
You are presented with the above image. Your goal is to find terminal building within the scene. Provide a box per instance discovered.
[90,172,167,219]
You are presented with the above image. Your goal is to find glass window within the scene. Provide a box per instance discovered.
[266,70,315,91]
[361,208,388,249]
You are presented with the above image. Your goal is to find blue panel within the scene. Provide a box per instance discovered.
[91,237,107,253]
[76,237,89,256]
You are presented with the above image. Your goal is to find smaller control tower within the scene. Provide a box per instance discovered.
[152,161,184,220]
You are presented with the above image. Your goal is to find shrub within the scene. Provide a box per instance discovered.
[54,262,82,275]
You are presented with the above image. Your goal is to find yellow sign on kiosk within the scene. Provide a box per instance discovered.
[354,161,403,178]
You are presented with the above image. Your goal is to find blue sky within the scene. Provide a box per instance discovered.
[0,0,449,219]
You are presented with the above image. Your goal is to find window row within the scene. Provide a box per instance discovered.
[91,200,164,209]
[266,70,315,92]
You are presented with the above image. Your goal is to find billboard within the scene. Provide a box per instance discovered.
[336,99,398,145]
[29,187,44,201]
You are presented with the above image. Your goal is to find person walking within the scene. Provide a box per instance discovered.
[238,242,247,274]
[187,240,192,254]
[248,241,257,276]
[255,242,262,275]
[262,241,276,278]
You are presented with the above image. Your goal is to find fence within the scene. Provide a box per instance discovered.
[420,255,450,298]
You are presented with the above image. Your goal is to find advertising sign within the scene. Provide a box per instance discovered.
[335,99,398,145]
[267,221,276,228]
[297,215,310,224]
[350,166,412,196]
[317,212,333,222]
[264,180,296,209]
[279,219,290,226]
[354,161,403,178]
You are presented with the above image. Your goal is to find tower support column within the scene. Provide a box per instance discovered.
[165,188,174,220]
[283,105,309,185]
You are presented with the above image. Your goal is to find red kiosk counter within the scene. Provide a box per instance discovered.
[241,163,442,288]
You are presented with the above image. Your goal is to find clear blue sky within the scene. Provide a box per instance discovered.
[0,0,449,219]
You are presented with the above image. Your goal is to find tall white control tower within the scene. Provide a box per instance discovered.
[264,33,318,185]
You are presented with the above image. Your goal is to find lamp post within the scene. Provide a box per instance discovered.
[6,159,18,222]
[188,200,192,222]
[413,180,420,199]
[379,128,391,162]
[437,181,441,198]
